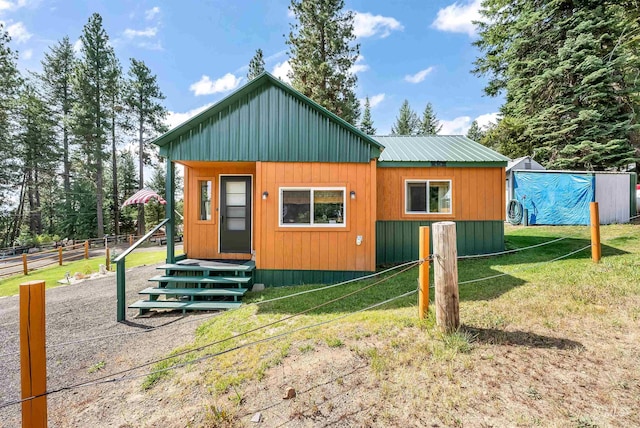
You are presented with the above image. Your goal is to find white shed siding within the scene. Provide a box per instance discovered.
[595,174,630,224]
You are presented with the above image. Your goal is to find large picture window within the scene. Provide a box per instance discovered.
[280,187,346,227]
[405,180,452,214]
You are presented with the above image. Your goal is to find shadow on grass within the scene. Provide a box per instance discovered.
[254,235,629,315]
[463,325,585,351]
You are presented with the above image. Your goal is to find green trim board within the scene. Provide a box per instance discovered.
[377,161,508,168]
[376,220,505,265]
[254,269,374,287]
[153,72,382,163]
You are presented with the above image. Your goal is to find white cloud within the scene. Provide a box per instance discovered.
[1,21,31,43]
[145,6,160,21]
[21,48,32,60]
[123,27,158,38]
[432,0,482,37]
[440,116,472,135]
[0,0,29,12]
[353,11,403,39]
[349,55,369,74]
[166,103,214,130]
[189,73,243,96]
[369,93,385,108]
[404,67,434,84]
[272,60,291,83]
[475,112,500,129]
[440,111,500,135]
[137,41,163,51]
[73,38,82,53]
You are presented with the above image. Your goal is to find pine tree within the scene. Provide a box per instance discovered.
[474,0,639,170]
[40,37,76,219]
[287,0,360,124]
[118,150,138,234]
[466,120,485,142]
[105,57,123,236]
[72,13,118,238]
[418,102,442,135]
[0,25,21,211]
[359,97,376,135]
[15,84,58,236]
[391,100,419,135]
[124,58,168,235]
[247,49,265,80]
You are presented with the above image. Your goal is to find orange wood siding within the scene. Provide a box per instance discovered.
[182,162,256,260]
[377,167,506,221]
[257,161,376,272]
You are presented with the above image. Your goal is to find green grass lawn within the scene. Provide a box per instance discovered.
[140,224,640,426]
[0,249,171,298]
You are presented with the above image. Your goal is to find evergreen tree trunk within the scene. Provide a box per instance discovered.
[137,115,145,235]
[111,108,119,236]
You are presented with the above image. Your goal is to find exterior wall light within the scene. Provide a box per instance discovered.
[262,191,269,200]
[350,190,356,199]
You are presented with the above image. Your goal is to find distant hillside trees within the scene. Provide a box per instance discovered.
[474,0,640,170]
[287,0,360,125]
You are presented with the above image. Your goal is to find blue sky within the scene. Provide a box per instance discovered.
[1,0,502,135]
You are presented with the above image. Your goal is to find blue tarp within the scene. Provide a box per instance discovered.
[513,172,595,225]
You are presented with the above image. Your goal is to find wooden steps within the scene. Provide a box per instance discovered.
[129,300,242,311]
[130,259,255,315]
[139,287,248,297]
[149,275,251,285]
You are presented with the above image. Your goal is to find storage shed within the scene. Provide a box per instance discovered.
[141,73,510,292]
[511,170,637,225]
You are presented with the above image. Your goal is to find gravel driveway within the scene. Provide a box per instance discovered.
[0,262,220,427]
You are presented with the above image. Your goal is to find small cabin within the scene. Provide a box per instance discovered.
[153,73,509,287]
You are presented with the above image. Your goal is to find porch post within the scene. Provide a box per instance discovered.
[165,160,175,264]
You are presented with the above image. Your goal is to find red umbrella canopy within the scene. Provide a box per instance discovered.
[122,189,166,207]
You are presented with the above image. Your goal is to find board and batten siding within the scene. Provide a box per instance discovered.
[183,161,256,260]
[376,166,506,221]
[255,161,377,273]
[376,166,506,264]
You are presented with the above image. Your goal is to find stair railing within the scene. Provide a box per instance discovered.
[114,218,170,322]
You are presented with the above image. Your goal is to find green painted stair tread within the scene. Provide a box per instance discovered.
[139,287,248,296]
[156,263,254,272]
[149,275,251,284]
[129,300,242,310]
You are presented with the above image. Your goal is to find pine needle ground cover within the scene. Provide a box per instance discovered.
[133,225,640,426]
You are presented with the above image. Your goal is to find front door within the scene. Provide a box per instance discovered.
[219,176,252,253]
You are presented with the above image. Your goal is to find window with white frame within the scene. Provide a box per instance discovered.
[405,180,452,214]
[280,188,346,227]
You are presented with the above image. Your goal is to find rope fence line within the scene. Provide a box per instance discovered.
[0,228,621,409]
[0,282,419,410]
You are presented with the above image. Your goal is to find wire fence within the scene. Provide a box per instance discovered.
[0,227,622,411]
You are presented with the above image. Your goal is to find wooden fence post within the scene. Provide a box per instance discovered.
[433,221,460,333]
[22,253,28,275]
[129,235,133,246]
[105,248,110,271]
[58,247,63,266]
[419,226,430,320]
[20,280,47,428]
[84,240,89,259]
[590,202,601,263]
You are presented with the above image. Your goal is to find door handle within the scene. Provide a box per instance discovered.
[220,215,224,224]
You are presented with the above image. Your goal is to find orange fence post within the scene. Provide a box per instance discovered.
[22,253,28,275]
[590,202,601,263]
[58,247,63,266]
[84,240,89,259]
[20,280,48,428]
[418,226,430,320]
[105,248,110,271]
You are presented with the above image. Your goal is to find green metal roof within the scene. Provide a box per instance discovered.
[373,135,509,167]
[152,72,383,163]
